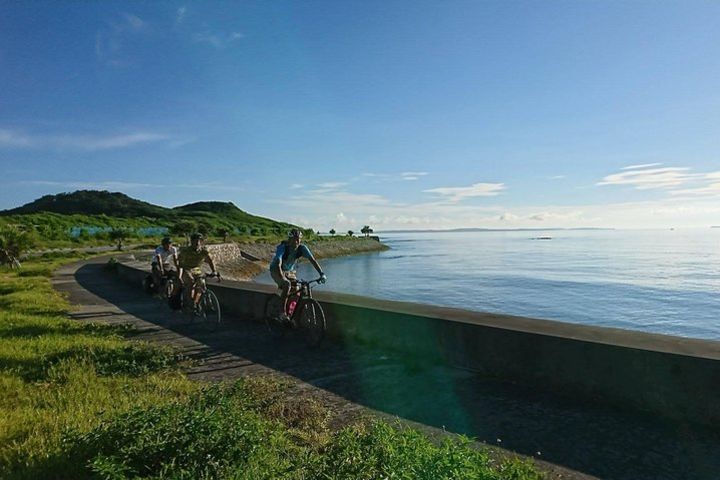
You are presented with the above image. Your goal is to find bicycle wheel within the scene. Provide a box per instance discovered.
[264,294,286,338]
[201,289,222,332]
[296,299,325,347]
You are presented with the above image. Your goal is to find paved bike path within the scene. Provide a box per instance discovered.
[52,257,720,480]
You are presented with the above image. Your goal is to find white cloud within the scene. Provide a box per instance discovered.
[528,211,584,222]
[363,172,429,182]
[401,171,428,181]
[290,184,304,189]
[597,166,695,190]
[0,128,172,151]
[670,182,720,197]
[424,182,505,202]
[599,165,720,197]
[622,163,663,170]
[315,182,348,190]
[549,175,566,180]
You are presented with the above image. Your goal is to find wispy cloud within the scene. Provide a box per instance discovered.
[424,182,505,203]
[401,171,428,181]
[314,182,348,190]
[598,164,720,198]
[622,163,663,170]
[597,166,695,190]
[362,171,429,182]
[549,175,566,180]
[176,6,186,25]
[95,13,148,67]
[0,128,174,151]
[193,31,244,49]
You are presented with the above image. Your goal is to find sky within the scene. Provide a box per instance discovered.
[1,0,720,231]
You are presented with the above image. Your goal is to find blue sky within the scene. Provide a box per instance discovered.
[1,1,720,230]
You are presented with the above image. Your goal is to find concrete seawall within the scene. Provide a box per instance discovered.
[116,261,720,430]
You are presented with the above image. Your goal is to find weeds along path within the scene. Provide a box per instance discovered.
[52,257,720,480]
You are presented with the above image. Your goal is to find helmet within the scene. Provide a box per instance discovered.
[288,229,303,239]
[190,232,204,241]
[161,237,172,245]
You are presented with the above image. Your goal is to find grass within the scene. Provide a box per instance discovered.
[0,255,197,478]
[0,255,544,479]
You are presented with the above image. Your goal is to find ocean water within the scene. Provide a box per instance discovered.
[254,229,720,341]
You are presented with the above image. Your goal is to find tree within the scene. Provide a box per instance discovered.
[109,228,129,251]
[360,225,374,237]
[170,220,197,245]
[217,228,230,243]
[329,229,336,236]
[0,226,36,269]
[347,230,354,237]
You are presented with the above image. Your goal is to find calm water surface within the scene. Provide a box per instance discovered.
[255,229,720,341]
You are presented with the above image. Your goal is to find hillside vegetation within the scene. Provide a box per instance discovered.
[0,190,303,248]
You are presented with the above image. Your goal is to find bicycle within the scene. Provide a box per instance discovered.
[264,277,326,347]
[144,269,178,298]
[175,272,222,331]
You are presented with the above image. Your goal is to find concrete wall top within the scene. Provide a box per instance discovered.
[123,258,720,361]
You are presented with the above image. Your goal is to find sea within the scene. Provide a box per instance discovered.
[254,229,720,341]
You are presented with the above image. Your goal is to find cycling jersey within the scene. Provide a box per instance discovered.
[178,246,211,269]
[270,243,312,272]
[153,246,178,266]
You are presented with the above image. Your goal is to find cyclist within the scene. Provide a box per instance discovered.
[151,237,178,289]
[177,233,219,308]
[270,229,326,320]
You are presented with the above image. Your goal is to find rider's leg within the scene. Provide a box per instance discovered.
[193,277,205,305]
[181,270,194,307]
[151,262,163,286]
[270,269,291,317]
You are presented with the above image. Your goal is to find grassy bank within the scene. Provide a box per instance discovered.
[0,255,543,479]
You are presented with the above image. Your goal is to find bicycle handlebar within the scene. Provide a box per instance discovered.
[205,272,222,281]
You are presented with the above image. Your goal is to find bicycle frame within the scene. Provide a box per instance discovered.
[285,278,321,317]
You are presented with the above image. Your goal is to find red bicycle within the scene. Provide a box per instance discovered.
[264,277,326,347]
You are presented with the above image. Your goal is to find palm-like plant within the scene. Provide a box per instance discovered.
[0,226,36,269]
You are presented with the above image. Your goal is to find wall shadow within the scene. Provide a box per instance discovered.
[69,261,720,480]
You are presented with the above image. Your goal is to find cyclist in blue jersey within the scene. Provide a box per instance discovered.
[270,229,326,319]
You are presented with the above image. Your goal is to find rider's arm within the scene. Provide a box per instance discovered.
[301,246,325,278]
[205,250,217,274]
[153,250,164,274]
[270,244,284,275]
[176,249,184,283]
[308,256,324,276]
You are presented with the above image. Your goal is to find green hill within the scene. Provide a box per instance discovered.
[0,190,303,247]
[2,190,167,218]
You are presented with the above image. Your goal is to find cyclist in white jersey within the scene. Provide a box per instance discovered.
[151,237,179,287]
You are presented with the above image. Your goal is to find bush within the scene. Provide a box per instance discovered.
[104,257,119,272]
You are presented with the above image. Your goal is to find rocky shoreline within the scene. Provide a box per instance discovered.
[208,237,389,281]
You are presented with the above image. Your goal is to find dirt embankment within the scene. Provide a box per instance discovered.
[210,238,389,281]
